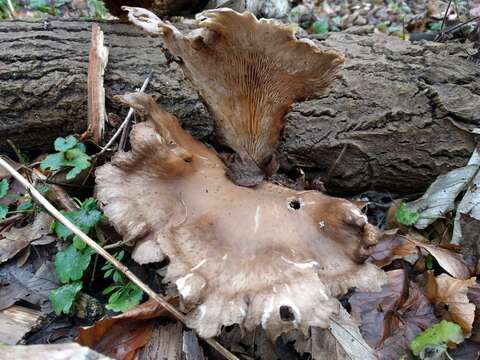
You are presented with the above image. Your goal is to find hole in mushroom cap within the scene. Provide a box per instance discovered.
[288,198,302,210]
[279,305,295,322]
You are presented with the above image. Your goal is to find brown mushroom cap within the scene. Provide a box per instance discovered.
[123,7,344,180]
[96,93,386,339]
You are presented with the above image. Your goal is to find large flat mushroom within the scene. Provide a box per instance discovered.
[95,9,387,339]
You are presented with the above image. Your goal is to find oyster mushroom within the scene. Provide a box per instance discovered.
[95,9,386,339]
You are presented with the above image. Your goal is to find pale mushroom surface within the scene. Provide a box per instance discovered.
[95,93,386,339]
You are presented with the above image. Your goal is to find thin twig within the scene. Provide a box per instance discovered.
[439,0,453,38]
[94,72,153,158]
[0,157,238,360]
[6,0,15,18]
[444,15,480,35]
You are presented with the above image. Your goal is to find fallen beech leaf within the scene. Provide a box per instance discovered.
[77,298,177,360]
[0,212,52,263]
[427,273,476,335]
[350,269,436,350]
[367,234,418,267]
[407,149,480,229]
[414,241,471,280]
[309,306,376,360]
[97,7,386,339]
[0,261,59,313]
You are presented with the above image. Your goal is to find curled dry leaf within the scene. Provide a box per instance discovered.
[0,212,53,263]
[0,261,59,313]
[368,233,471,279]
[305,307,377,360]
[77,298,176,360]
[96,8,386,339]
[407,148,480,229]
[426,273,476,335]
[350,269,436,352]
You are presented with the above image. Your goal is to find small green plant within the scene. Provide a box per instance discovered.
[50,198,143,315]
[0,178,9,219]
[50,198,101,315]
[51,197,102,250]
[49,281,83,315]
[101,251,143,312]
[40,135,91,180]
[410,320,464,359]
[396,202,420,226]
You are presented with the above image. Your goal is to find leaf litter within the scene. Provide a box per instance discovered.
[1,2,480,359]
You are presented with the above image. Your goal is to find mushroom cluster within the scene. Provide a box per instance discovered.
[95,8,386,339]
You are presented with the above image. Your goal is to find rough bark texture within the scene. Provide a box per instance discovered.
[0,20,479,193]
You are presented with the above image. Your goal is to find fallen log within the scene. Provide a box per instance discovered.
[0,20,478,193]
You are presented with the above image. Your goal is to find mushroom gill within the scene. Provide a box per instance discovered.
[122,6,344,185]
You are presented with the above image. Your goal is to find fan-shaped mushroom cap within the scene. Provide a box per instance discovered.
[96,93,386,339]
[122,7,344,184]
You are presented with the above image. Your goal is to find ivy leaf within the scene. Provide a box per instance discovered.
[54,245,93,283]
[396,202,420,226]
[106,282,143,313]
[410,320,464,358]
[54,136,78,152]
[0,179,9,198]
[0,204,7,220]
[49,282,83,315]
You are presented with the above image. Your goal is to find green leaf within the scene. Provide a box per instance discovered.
[106,282,143,312]
[0,204,7,220]
[17,199,33,211]
[54,136,78,152]
[102,284,122,295]
[49,282,83,315]
[40,138,91,180]
[396,202,420,226]
[312,19,329,34]
[54,245,93,283]
[410,320,464,357]
[73,236,86,250]
[0,179,9,198]
[40,152,66,172]
[52,198,102,241]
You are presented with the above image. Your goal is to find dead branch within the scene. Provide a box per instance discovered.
[87,24,109,145]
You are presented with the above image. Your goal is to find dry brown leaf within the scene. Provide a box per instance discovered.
[367,234,418,268]
[350,269,436,350]
[77,298,177,360]
[0,212,53,263]
[426,273,476,335]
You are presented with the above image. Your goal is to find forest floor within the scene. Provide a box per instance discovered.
[1,1,480,360]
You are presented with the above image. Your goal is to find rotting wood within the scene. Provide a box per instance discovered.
[86,24,109,145]
[138,322,183,360]
[0,305,43,345]
[0,157,239,360]
[0,20,479,193]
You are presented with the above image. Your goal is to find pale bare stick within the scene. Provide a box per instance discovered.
[0,157,239,360]
[95,71,153,157]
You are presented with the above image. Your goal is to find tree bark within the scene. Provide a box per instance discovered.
[0,20,479,193]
